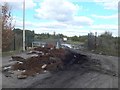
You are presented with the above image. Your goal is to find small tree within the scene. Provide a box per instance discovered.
[71,36,80,42]
[100,31,112,39]
[2,2,14,51]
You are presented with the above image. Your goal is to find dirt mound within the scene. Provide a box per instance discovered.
[4,47,89,78]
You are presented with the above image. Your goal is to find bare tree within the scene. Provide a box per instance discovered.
[2,2,14,51]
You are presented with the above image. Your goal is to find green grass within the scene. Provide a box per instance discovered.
[90,47,118,56]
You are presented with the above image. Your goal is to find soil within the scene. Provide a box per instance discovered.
[5,47,90,77]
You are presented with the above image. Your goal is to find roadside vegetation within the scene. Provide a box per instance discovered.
[1,3,119,57]
[87,32,119,56]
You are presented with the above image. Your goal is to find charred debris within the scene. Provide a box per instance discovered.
[2,46,101,79]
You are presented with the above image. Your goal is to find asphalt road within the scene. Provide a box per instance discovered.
[1,50,118,88]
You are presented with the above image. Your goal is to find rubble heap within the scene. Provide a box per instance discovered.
[3,47,89,79]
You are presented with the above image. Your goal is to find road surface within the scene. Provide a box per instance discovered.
[1,50,118,88]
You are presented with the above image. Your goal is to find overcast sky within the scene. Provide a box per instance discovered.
[1,0,118,36]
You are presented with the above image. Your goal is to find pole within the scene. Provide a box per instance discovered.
[95,32,97,50]
[56,34,60,49]
[14,34,15,50]
[23,0,25,51]
[88,33,90,50]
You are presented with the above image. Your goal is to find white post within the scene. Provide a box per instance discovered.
[23,0,25,51]
[56,42,59,49]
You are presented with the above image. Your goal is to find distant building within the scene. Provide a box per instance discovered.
[63,37,67,42]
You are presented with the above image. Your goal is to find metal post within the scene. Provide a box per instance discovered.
[23,0,25,51]
[14,34,15,50]
[56,34,60,49]
[95,32,97,50]
[88,33,90,50]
